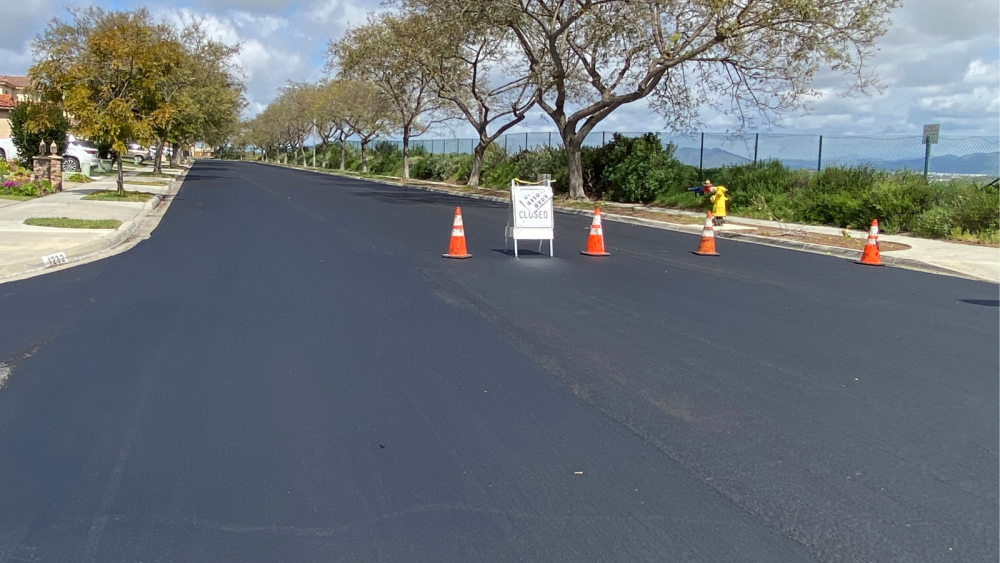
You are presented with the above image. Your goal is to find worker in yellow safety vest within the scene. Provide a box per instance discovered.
[709,183,728,225]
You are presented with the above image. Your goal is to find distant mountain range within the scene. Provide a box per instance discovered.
[671,146,1000,176]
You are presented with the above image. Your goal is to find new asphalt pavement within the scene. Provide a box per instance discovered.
[0,160,996,562]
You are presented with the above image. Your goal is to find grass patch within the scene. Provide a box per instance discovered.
[82,190,155,202]
[0,194,36,201]
[135,172,176,178]
[24,217,122,229]
[124,179,168,186]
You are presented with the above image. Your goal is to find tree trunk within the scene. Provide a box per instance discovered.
[360,140,368,173]
[321,142,328,169]
[468,142,487,188]
[153,137,166,175]
[339,140,346,171]
[116,153,124,196]
[565,137,586,200]
[402,125,410,180]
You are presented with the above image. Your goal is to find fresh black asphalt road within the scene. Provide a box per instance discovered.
[0,161,997,562]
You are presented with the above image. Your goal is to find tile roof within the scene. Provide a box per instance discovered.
[0,95,15,110]
[0,75,32,89]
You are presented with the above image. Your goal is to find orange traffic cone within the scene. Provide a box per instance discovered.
[856,219,883,266]
[580,208,610,256]
[443,207,472,259]
[692,211,719,256]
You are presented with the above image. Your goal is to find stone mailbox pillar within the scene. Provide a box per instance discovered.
[32,155,64,192]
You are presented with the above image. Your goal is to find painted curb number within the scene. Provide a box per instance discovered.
[42,252,68,267]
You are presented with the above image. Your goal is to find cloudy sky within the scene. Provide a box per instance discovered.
[1,0,997,138]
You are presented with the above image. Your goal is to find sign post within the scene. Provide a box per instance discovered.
[505,178,554,257]
[922,124,939,180]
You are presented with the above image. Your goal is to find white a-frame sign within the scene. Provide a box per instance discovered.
[505,178,554,257]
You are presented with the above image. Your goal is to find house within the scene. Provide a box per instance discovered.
[0,75,35,139]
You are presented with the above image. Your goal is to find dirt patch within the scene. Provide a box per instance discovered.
[752,230,911,252]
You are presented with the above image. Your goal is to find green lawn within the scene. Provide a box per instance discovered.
[135,171,177,178]
[24,217,122,229]
[0,194,36,201]
[82,190,155,202]
[124,180,168,186]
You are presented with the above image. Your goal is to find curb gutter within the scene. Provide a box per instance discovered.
[257,161,989,282]
[0,168,189,281]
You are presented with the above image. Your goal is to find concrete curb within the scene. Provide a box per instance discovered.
[0,170,184,281]
[254,161,991,282]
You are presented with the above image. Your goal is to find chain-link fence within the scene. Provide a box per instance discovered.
[351,132,999,181]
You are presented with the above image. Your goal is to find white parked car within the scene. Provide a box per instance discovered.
[0,137,17,162]
[62,138,101,173]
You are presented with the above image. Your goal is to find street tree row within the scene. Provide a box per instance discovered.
[245,0,899,198]
[28,7,245,193]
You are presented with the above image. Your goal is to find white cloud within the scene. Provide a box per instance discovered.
[965,60,1000,85]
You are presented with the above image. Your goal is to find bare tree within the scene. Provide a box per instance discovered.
[410,0,899,199]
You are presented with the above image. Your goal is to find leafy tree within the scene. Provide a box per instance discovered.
[329,13,448,179]
[9,102,70,167]
[399,7,536,187]
[29,7,182,194]
[411,0,899,199]
[311,80,357,170]
[153,19,244,173]
[337,80,395,173]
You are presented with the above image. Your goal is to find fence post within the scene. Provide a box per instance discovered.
[817,135,823,172]
[753,133,759,165]
[548,132,552,147]
[698,132,705,179]
[923,136,932,180]
[504,134,507,153]
[602,131,606,145]
[525,132,529,151]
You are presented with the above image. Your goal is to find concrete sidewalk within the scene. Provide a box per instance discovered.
[0,167,184,280]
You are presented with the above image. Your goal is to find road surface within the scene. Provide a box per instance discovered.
[0,161,996,562]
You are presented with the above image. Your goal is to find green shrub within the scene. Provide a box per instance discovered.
[601,134,692,203]
[864,173,932,233]
[712,160,807,210]
[367,141,403,175]
[481,145,518,189]
[913,206,955,238]
[67,173,92,183]
[326,142,360,170]
[800,191,865,227]
[950,184,1000,234]
[811,165,880,196]
[410,153,473,182]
